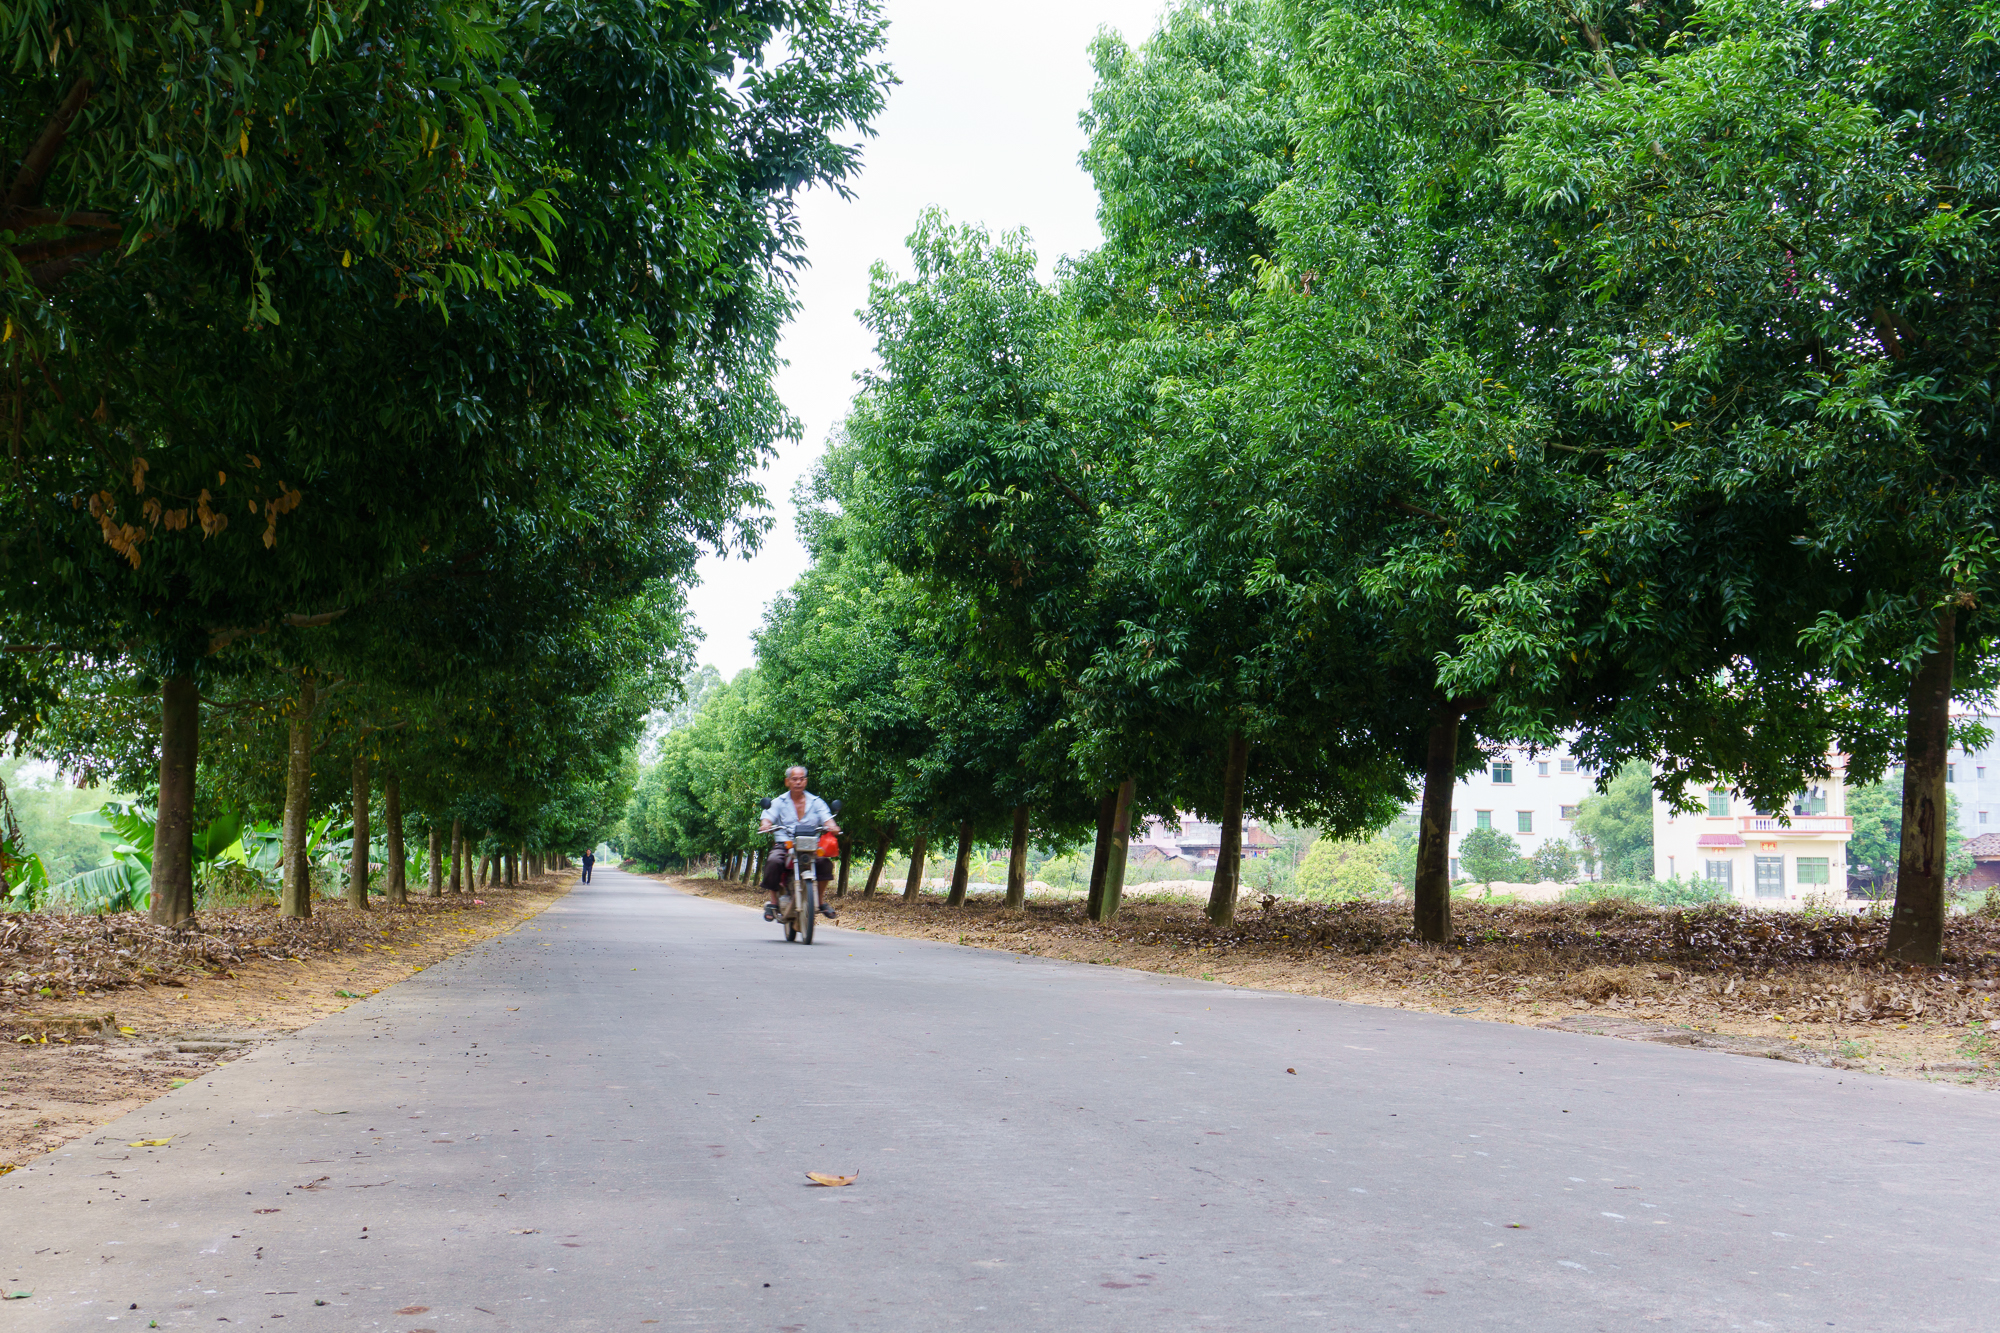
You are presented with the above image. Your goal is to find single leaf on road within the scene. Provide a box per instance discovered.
[806,1173,857,1187]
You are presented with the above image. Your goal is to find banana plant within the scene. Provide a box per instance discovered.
[2,838,49,910]
[52,803,252,914]
[46,803,155,913]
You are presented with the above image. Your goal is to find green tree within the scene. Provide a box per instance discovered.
[1530,838,1579,885]
[1846,778,1973,898]
[1291,835,1392,901]
[3,2,891,924]
[1456,827,1521,890]
[1487,0,2000,961]
[1572,766,1655,883]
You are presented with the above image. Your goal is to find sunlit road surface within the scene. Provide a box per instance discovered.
[8,866,1996,1331]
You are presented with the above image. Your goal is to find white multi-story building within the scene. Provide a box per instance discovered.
[1438,746,1606,881]
[1651,769,1852,904]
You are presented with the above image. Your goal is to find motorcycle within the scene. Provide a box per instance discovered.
[763,797,840,945]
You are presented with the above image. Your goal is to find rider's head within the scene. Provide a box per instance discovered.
[786,765,808,793]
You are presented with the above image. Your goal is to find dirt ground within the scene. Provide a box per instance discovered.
[669,872,2000,1090]
[0,873,575,1170]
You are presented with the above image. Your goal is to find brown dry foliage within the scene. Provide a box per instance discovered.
[0,883,555,1010]
[675,876,2000,1032]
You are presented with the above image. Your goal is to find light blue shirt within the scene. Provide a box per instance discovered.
[766,791,834,845]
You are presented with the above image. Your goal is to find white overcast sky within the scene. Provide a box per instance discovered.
[681,0,1171,677]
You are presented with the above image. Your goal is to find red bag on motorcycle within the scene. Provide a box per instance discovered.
[816,832,841,858]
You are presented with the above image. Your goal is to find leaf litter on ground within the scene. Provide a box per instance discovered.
[672,874,2000,1084]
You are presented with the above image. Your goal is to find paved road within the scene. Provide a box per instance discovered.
[7,868,1998,1331]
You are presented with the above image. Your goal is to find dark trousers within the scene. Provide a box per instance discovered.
[762,850,834,893]
[581,863,592,882]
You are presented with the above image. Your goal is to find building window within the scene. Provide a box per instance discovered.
[1948,764,1956,782]
[1983,811,1990,825]
[1704,860,1733,890]
[1560,804,1580,820]
[1449,858,1461,880]
[1981,767,1988,780]
[1793,789,1827,815]
[1537,760,1550,776]
[1754,856,1784,898]
[1476,810,1493,830]
[1707,790,1730,817]
[1517,811,1533,833]
[1560,757,1576,773]
[1796,857,1830,886]
[1450,810,1458,832]
[1492,760,1513,784]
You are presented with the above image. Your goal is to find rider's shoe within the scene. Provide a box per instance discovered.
[819,902,838,919]
[763,902,777,922]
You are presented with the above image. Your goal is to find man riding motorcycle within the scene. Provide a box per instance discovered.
[760,765,841,922]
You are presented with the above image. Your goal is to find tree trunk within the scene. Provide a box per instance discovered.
[1005,804,1030,909]
[1206,733,1250,925]
[347,751,371,911]
[449,819,463,894]
[477,849,490,889]
[903,831,930,901]
[743,852,757,883]
[1085,789,1116,919]
[1092,777,1136,923]
[947,823,974,906]
[864,833,889,897]
[428,825,443,897]
[149,675,199,926]
[383,769,407,906]
[1887,608,1958,963]
[1414,707,1460,944]
[837,836,851,897]
[281,675,316,920]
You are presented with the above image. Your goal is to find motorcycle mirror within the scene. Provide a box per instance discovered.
[829,799,843,814]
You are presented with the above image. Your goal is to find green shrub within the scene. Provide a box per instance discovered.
[1648,875,1733,906]
[1294,835,1392,901]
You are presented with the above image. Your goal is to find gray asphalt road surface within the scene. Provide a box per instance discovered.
[6,866,1997,1331]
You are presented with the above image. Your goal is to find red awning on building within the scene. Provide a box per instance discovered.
[1696,833,1746,847]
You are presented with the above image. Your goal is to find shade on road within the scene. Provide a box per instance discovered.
[6,866,1996,1330]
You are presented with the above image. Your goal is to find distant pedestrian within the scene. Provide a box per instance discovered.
[581,850,595,883]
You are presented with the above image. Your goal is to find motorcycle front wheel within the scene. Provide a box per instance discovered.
[800,879,817,945]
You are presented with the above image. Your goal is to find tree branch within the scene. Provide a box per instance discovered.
[1053,478,1096,521]
[10,231,121,267]
[0,206,119,231]
[1392,497,1446,523]
[1872,304,1915,360]
[6,77,94,211]
[206,608,352,655]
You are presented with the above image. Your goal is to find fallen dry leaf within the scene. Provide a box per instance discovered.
[805,1172,857,1187]
[127,1138,172,1147]
[395,1306,430,1316]
[508,1228,539,1235]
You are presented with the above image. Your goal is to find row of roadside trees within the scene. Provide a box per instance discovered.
[1,1,893,921]
[630,0,2000,966]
